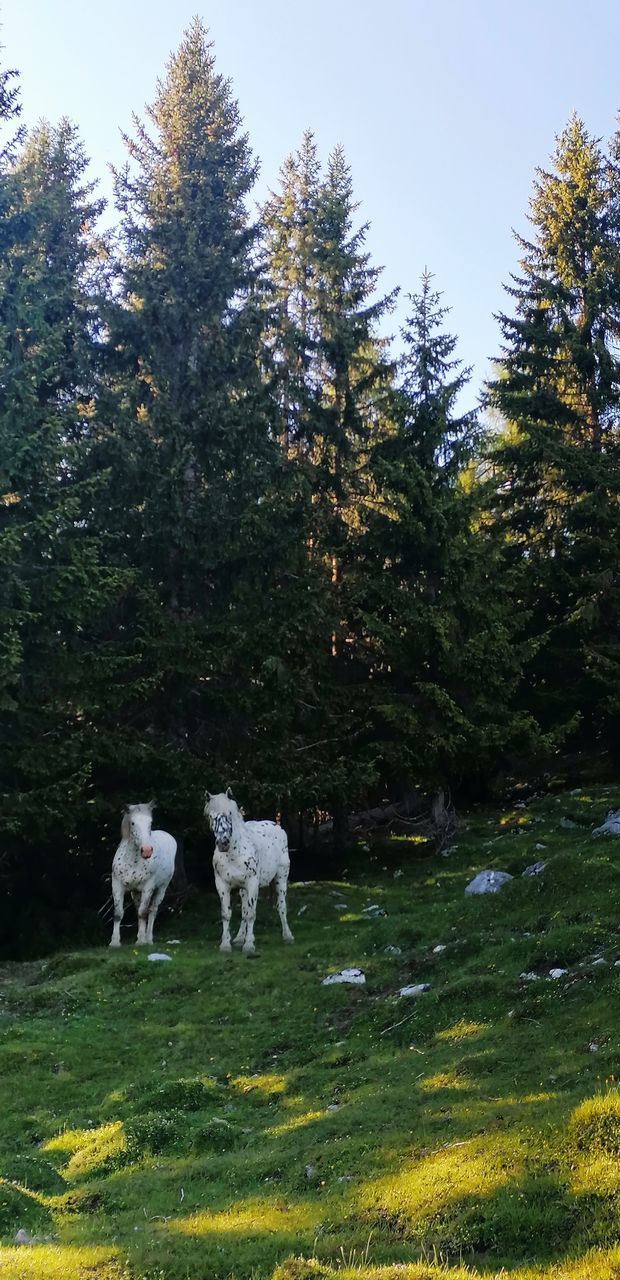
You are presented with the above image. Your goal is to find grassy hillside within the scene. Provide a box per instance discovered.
[2,786,620,1280]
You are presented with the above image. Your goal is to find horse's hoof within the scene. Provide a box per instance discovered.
[219,944,232,954]
[243,947,258,958]
[108,942,121,949]
[283,935,295,944]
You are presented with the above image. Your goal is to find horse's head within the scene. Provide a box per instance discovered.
[122,801,155,859]
[204,788,238,852]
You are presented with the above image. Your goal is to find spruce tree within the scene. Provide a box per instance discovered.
[0,118,119,944]
[487,116,620,755]
[98,18,289,821]
[356,274,539,796]
[263,139,398,832]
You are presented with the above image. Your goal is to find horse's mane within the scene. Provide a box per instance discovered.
[207,792,243,822]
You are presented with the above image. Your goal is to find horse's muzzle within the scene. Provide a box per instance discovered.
[141,846,153,859]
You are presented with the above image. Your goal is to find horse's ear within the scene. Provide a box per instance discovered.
[147,798,156,812]
[226,786,234,800]
[204,790,212,802]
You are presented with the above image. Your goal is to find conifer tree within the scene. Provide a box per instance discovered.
[263,139,397,830]
[98,19,290,817]
[0,117,118,939]
[356,274,539,795]
[487,116,620,753]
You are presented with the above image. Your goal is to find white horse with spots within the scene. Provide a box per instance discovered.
[204,789,294,956]
[109,802,177,948]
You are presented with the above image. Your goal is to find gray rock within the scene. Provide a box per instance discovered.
[465,870,513,895]
[14,1230,32,1246]
[523,861,546,877]
[383,945,402,955]
[549,968,569,980]
[305,1163,318,1181]
[560,816,578,830]
[398,983,431,998]
[593,810,620,837]
[322,968,366,986]
[147,952,172,962]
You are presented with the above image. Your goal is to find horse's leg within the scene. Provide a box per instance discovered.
[110,876,125,948]
[275,868,294,944]
[136,883,153,945]
[233,888,248,946]
[146,882,167,945]
[215,872,233,952]
[241,875,259,956]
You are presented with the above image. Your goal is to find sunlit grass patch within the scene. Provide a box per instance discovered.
[435,1020,488,1043]
[418,1070,472,1093]
[231,1072,287,1098]
[569,1088,620,1156]
[165,1197,315,1236]
[267,1109,324,1137]
[44,1122,125,1180]
[357,1134,516,1237]
[274,1245,620,1280]
[0,1243,127,1279]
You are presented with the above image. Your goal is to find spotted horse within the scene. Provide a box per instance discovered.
[204,788,294,956]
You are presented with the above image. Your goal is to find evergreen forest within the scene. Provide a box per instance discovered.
[2,20,620,954]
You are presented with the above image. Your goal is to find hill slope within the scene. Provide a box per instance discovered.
[2,787,620,1280]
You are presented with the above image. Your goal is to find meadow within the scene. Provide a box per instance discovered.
[2,786,620,1280]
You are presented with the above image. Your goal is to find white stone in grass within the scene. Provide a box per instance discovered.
[147,952,172,962]
[333,903,348,912]
[322,968,366,986]
[432,945,446,953]
[384,945,402,955]
[520,972,540,982]
[534,843,547,851]
[399,983,431,998]
[593,810,620,838]
[165,939,182,945]
[549,968,569,980]
[523,861,546,877]
[297,904,308,916]
[465,870,513,895]
[14,1230,32,1246]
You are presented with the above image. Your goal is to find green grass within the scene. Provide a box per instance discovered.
[2,785,620,1279]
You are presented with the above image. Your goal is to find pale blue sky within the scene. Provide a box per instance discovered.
[3,1,620,400]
